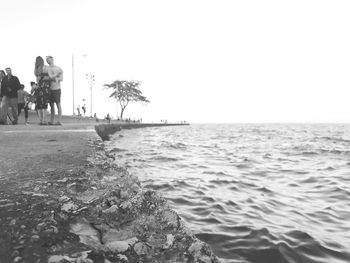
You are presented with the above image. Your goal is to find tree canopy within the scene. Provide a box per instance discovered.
[104,80,150,120]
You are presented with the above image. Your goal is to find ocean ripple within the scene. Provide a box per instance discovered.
[108,124,350,263]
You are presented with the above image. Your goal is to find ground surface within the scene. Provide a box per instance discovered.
[0,113,217,263]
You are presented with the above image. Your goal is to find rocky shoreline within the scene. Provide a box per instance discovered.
[0,124,218,263]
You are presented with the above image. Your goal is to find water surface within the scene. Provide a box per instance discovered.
[106,124,350,263]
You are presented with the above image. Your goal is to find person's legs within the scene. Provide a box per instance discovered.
[24,105,29,123]
[51,89,61,124]
[0,97,10,124]
[38,109,43,123]
[57,102,62,123]
[50,103,55,124]
[18,103,24,117]
[9,98,18,124]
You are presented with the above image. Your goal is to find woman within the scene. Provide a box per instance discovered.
[33,56,51,125]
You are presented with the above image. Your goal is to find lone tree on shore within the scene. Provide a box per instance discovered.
[104,80,150,120]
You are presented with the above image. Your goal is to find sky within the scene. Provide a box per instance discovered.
[1,0,350,123]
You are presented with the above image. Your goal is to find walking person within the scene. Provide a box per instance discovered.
[44,56,63,125]
[0,67,21,125]
[17,84,30,124]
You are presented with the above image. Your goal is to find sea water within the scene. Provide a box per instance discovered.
[105,124,350,263]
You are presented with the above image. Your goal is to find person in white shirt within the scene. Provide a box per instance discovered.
[44,56,63,125]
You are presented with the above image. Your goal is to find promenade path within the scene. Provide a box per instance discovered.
[0,113,100,261]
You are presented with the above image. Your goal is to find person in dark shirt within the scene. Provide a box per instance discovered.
[0,70,5,101]
[0,67,21,125]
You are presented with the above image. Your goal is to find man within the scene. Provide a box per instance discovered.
[0,68,21,125]
[45,56,63,125]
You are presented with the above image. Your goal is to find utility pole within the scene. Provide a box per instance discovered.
[72,54,75,115]
[90,74,95,117]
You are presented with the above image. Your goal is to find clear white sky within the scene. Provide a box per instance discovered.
[1,0,350,123]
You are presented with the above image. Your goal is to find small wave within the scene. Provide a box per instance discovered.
[255,186,273,194]
[226,200,238,207]
[108,147,127,153]
[197,216,223,224]
[320,136,350,143]
[208,179,237,186]
[319,149,350,156]
[168,142,187,149]
[167,197,194,205]
[150,156,180,162]
[202,196,216,203]
[301,151,319,156]
[235,163,252,169]
[144,183,175,191]
[300,176,319,184]
[211,203,227,213]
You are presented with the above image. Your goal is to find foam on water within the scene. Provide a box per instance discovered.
[105,124,350,263]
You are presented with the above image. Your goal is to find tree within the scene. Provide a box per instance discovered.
[104,80,150,120]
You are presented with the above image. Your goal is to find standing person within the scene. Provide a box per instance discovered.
[77,106,81,116]
[0,67,21,125]
[31,80,49,125]
[17,84,30,124]
[0,70,5,118]
[82,104,86,116]
[44,56,63,125]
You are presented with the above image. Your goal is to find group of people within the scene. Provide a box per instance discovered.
[0,56,63,125]
[76,104,86,117]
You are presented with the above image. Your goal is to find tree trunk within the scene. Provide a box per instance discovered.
[120,107,125,120]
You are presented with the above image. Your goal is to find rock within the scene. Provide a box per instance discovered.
[57,177,69,183]
[133,242,150,256]
[70,221,102,248]
[30,235,40,242]
[105,241,129,253]
[103,205,118,214]
[117,254,128,262]
[36,222,46,231]
[102,228,136,244]
[47,255,75,263]
[163,234,174,249]
[105,236,138,253]
[199,255,212,263]
[59,195,70,202]
[61,201,78,212]
[147,234,166,249]
[162,209,179,228]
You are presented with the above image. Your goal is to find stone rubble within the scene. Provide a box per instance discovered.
[0,138,219,262]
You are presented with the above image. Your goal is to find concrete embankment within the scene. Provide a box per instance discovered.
[95,122,189,141]
[0,117,217,262]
